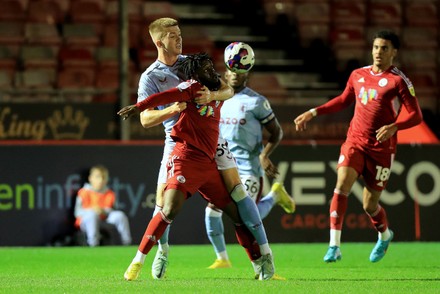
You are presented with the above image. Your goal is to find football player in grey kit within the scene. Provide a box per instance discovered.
[205,48,296,269]
[123,18,277,281]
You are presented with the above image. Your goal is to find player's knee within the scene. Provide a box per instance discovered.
[230,184,247,202]
[205,206,223,217]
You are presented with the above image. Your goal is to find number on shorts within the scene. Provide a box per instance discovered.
[375,165,390,181]
[216,142,231,158]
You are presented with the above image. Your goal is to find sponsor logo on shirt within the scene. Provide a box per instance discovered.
[197,105,215,117]
[358,87,378,105]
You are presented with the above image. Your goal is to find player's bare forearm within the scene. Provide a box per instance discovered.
[260,120,282,178]
[260,149,278,179]
[140,102,186,128]
[215,79,234,100]
[265,119,283,147]
[194,79,233,104]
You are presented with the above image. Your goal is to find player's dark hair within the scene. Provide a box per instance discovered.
[180,52,211,80]
[373,30,400,49]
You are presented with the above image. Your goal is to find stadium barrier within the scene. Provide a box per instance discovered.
[1,142,439,246]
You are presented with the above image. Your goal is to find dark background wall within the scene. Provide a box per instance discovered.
[1,143,439,246]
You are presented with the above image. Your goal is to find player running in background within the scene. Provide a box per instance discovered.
[119,53,278,280]
[293,30,422,263]
[205,64,296,269]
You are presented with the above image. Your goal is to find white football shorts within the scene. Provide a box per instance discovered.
[215,137,237,170]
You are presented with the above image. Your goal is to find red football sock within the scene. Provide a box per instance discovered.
[234,224,261,261]
[329,191,349,230]
[138,211,171,254]
[367,205,388,233]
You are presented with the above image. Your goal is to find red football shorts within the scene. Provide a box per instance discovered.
[338,142,395,191]
[165,143,232,209]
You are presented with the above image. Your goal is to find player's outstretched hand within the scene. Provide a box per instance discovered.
[375,123,398,143]
[117,105,139,120]
[293,111,313,131]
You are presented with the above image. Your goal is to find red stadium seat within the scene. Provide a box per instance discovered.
[16,68,56,89]
[0,22,25,46]
[58,46,96,69]
[331,0,366,25]
[26,0,67,24]
[247,72,288,100]
[94,67,119,102]
[0,46,17,75]
[402,27,438,49]
[404,0,438,27]
[19,45,58,69]
[0,70,14,90]
[142,1,178,23]
[368,0,402,26]
[137,47,157,70]
[365,25,402,44]
[399,49,438,70]
[105,0,143,23]
[70,0,105,23]
[57,66,96,89]
[330,25,366,49]
[95,67,119,90]
[69,0,106,36]
[102,21,142,48]
[24,22,62,46]
[178,25,214,55]
[62,23,100,48]
[294,1,330,24]
[292,0,331,47]
[262,0,295,26]
[95,47,119,70]
[297,23,330,47]
[0,0,27,22]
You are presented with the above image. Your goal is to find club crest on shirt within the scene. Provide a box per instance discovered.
[378,78,388,87]
[177,175,186,183]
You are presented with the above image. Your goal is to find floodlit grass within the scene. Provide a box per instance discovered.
[0,243,439,293]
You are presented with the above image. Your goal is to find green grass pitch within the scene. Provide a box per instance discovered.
[1,243,439,293]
